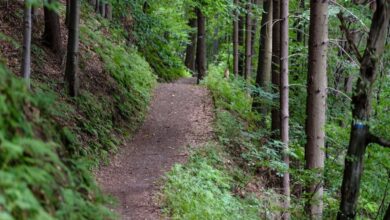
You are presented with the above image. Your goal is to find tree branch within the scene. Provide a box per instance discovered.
[369,133,390,148]
[337,12,363,62]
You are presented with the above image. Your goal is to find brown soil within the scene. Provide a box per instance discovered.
[96,77,214,220]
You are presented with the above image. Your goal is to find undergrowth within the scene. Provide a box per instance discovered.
[0,3,156,219]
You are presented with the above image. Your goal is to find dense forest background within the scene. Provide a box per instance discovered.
[0,0,389,219]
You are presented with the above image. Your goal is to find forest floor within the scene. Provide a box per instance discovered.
[96,77,214,219]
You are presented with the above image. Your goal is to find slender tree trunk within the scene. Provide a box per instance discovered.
[105,3,112,20]
[385,203,390,220]
[296,0,305,43]
[253,0,272,113]
[43,0,62,53]
[250,0,259,65]
[196,7,207,84]
[95,0,99,12]
[185,15,197,74]
[244,0,252,79]
[65,0,70,27]
[338,1,390,219]
[99,0,106,17]
[21,0,32,89]
[280,0,290,219]
[238,3,245,76]
[305,0,328,218]
[256,0,273,89]
[271,0,281,138]
[233,0,239,77]
[65,0,80,97]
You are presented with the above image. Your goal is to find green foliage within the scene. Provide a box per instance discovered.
[163,145,261,220]
[0,66,113,220]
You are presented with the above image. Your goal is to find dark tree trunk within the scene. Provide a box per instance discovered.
[244,0,252,79]
[43,0,62,53]
[338,1,390,219]
[95,0,99,12]
[185,15,197,74]
[238,12,245,76]
[99,0,106,17]
[21,0,32,89]
[233,0,239,76]
[65,0,80,97]
[65,0,70,27]
[196,7,206,84]
[105,3,112,20]
[271,0,281,138]
[250,0,259,64]
[385,203,390,220]
[296,0,305,43]
[253,0,272,114]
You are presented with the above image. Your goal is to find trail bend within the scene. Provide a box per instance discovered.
[96,78,214,220]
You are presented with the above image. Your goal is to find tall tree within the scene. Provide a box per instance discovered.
[196,7,206,84]
[43,0,62,53]
[65,0,80,97]
[338,0,390,218]
[21,0,32,89]
[244,0,252,79]
[305,0,329,218]
[253,0,272,113]
[238,12,245,76]
[280,0,290,218]
[185,14,197,74]
[233,0,239,76]
[250,0,259,64]
[271,0,281,138]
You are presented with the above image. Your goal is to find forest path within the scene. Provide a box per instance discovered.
[96,78,214,220]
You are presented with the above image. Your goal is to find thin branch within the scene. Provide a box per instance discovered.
[337,12,363,62]
[369,133,390,148]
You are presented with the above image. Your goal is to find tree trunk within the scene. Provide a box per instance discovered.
[196,7,206,84]
[280,0,290,219]
[253,0,272,113]
[271,0,281,138]
[65,0,80,97]
[305,0,329,218]
[43,0,62,53]
[338,1,390,219]
[250,0,259,65]
[233,0,239,77]
[296,0,305,43]
[65,0,70,27]
[238,8,245,76]
[95,0,99,12]
[385,202,390,220]
[244,0,252,79]
[105,3,112,20]
[21,0,32,89]
[185,15,197,74]
[99,0,106,17]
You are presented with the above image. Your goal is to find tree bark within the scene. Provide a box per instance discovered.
[95,0,99,12]
[233,0,239,77]
[238,5,245,76]
[99,0,106,17]
[196,7,207,84]
[271,0,281,138]
[280,0,290,219]
[21,0,32,89]
[296,0,305,43]
[185,15,197,74]
[338,1,390,219]
[65,0,80,97]
[105,3,112,20]
[253,0,272,114]
[244,0,252,79]
[385,202,390,220]
[65,0,70,27]
[305,0,329,218]
[43,0,62,53]
[250,0,259,65]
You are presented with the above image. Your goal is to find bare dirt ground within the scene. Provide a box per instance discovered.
[96,78,214,220]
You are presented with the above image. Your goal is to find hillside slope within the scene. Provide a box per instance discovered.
[0,2,156,219]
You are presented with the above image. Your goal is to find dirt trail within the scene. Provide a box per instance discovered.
[96,78,214,220]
